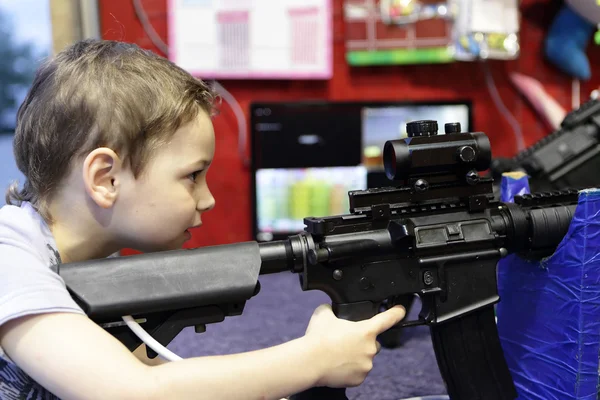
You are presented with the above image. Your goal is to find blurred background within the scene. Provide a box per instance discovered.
[2,1,600,398]
[1,0,599,249]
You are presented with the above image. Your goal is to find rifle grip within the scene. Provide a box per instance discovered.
[289,302,377,400]
[333,301,378,321]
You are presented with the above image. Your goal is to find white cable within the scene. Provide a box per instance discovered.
[122,315,183,361]
[132,0,169,56]
[481,61,526,152]
[572,78,580,110]
[132,1,249,168]
[212,80,250,167]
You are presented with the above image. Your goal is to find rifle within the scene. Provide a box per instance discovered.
[59,120,579,400]
[378,98,600,350]
[490,97,600,193]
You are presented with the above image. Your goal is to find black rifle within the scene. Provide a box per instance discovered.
[60,120,578,400]
[491,97,600,193]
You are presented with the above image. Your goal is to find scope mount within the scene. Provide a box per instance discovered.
[350,120,495,218]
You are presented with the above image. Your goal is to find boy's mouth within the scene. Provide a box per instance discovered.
[184,224,201,240]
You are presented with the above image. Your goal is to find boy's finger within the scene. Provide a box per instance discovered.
[368,305,406,333]
[313,303,333,317]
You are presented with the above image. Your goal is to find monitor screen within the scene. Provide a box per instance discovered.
[251,100,472,241]
[255,166,368,242]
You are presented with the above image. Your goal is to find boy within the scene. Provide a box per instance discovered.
[0,39,406,400]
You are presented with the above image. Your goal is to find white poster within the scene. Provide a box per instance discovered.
[168,0,333,79]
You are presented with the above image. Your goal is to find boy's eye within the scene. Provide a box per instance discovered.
[188,170,203,182]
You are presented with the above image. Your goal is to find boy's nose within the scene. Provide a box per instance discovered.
[197,195,216,212]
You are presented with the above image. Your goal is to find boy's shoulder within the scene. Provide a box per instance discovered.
[0,202,60,267]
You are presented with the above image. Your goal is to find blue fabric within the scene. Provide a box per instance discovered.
[496,179,600,399]
[500,172,531,203]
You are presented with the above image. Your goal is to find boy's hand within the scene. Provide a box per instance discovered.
[304,303,406,388]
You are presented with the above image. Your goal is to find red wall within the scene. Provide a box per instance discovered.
[99,0,600,249]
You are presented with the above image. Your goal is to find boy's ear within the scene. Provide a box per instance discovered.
[82,148,123,209]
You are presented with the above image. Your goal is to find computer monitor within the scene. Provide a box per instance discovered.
[255,166,368,239]
[251,100,472,241]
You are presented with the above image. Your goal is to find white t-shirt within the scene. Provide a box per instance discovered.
[0,201,85,399]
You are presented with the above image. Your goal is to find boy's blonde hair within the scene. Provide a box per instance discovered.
[5,39,216,221]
